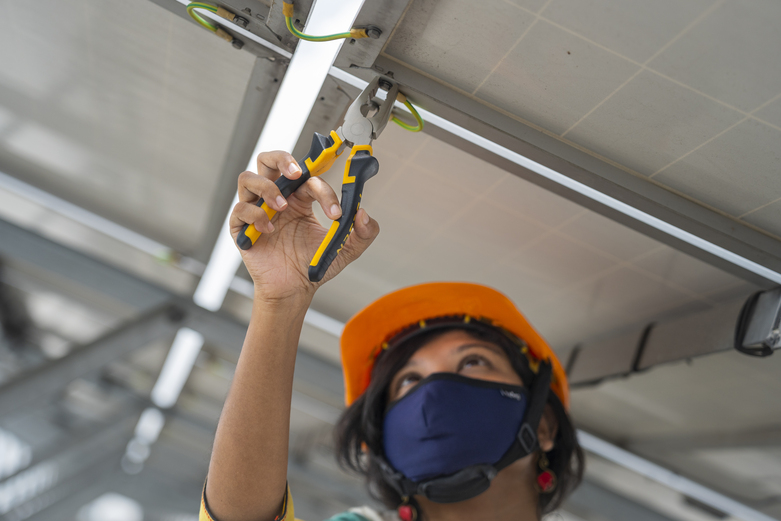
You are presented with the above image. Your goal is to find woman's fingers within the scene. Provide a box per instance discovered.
[339,208,380,264]
[231,201,275,235]
[237,151,302,211]
[257,150,301,181]
[237,171,289,212]
[297,177,342,220]
[237,173,340,219]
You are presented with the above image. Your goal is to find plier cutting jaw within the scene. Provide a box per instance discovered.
[236,76,400,282]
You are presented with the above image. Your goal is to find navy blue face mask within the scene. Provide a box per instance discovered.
[383,373,528,482]
[378,363,551,503]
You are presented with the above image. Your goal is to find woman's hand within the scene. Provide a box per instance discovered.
[229,150,380,304]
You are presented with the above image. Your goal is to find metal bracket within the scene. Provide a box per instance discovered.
[738,287,781,355]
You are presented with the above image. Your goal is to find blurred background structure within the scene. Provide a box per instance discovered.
[1,0,781,520]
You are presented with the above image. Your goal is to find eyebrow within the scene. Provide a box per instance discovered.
[400,342,505,370]
[456,342,505,356]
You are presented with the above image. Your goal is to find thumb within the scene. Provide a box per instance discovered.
[341,208,380,262]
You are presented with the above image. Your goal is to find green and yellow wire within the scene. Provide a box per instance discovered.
[187,2,239,44]
[187,2,219,32]
[392,98,424,132]
[283,1,425,131]
[283,1,368,41]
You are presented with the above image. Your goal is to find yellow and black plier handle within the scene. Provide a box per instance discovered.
[308,144,378,282]
[235,130,344,251]
[236,135,379,282]
[236,76,396,282]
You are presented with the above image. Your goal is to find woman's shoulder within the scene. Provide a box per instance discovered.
[324,506,400,521]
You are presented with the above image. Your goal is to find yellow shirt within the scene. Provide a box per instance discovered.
[199,484,394,521]
[200,483,297,521]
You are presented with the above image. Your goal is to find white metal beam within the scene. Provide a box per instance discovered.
[578,430,777,521]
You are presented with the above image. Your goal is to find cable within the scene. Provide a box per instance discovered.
[392,97,424,133]
[186,2,244,47]
[281,1,425,129]
[283,1,368,42]
[187,2,218,32]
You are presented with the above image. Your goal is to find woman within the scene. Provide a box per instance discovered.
[200,151,584,521]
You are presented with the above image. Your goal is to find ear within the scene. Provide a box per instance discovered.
[536,403,559,452]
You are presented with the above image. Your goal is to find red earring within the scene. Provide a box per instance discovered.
[397,497,417,521]
[536,451,557,494]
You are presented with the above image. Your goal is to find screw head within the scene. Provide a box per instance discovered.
[366,26,382,39]
[377,79,393,91]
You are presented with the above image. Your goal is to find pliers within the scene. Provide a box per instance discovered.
[236,76,401,282]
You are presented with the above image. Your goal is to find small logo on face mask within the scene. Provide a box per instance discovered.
[501,390,522,401]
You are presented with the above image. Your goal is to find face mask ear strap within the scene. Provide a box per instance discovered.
[495,359,552,471]
[377,454,418,498]
[522,359,552,452]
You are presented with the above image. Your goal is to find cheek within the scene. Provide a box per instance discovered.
[505,370,524,386]
[487,372,524,386]
[486,359,524,386]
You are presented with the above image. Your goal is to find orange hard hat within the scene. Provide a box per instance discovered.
[340,282,569,409]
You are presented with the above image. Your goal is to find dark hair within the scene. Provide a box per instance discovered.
[335,325,585,517]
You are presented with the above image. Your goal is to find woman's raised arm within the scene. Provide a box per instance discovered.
[204,150,379,521]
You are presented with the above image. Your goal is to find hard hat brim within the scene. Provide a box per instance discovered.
[340,282,569,409]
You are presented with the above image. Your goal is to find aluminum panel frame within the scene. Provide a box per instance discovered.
[194,55,289,262]
[348,56,781,288]
[639,298,747,370]
[568,329,646,386]
[332,0,415,71]
[146,0,293,57]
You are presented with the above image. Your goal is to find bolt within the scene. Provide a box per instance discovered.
[234,16,249,28]
[242,7,251,14]
[366,26,382,39]
[378,78,393,91]
[231,38,244,49]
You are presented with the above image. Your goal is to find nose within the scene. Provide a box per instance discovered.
[419,360,457,380]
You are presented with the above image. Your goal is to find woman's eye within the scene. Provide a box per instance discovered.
[460,355,489,370]
[398,374,420,390]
